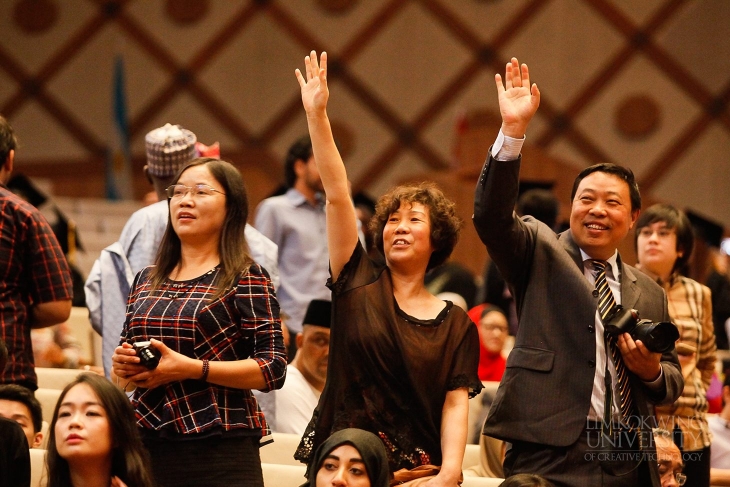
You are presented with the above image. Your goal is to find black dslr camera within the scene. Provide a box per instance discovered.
[132,341,161,370]
[604,306,679,354]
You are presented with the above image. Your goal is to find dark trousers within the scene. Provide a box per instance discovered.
[504,426,653,487]
[682,446,710,487]
[143,435,264,487]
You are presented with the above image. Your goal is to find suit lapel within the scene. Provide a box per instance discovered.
[620,262,641,310]
[558,231,595,294]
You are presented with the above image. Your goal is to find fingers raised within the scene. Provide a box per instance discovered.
[494,73,505,94]
[295,68,306,87]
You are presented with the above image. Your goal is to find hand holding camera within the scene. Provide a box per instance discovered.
[604,306,679,354]
[132,340,162,370]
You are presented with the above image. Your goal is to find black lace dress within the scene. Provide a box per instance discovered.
[295,244,483,472]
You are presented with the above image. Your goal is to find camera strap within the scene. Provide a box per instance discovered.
[603,353,614,437]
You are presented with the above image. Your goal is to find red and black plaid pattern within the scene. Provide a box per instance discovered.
[0,188,73,388]
[121,263,287,435]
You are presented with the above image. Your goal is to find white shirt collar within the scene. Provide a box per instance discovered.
[579,248,620,278]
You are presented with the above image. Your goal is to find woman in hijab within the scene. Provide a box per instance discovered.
[305,428,390,487]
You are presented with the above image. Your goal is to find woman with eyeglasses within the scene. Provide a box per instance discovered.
[111,158,287,487]
[635,204,716,487]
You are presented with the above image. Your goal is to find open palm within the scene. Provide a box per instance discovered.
[296,50,329,114]
[495,58,540,136]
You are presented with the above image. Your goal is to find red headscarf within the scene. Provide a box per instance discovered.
[468,304,507,382]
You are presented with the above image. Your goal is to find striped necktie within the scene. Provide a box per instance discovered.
[591,259,635,429]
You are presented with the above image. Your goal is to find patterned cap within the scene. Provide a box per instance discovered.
[145,123,197,177]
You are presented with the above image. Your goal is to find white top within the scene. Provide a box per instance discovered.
[274,365,321,435]
[709,415,730,468]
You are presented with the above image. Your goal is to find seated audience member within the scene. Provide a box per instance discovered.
[654,428,687,487]
[0,384,43,448]
[31,321,83,369]
[463,433,505,478]
[499,473,555,487]
[0,339,31,486]
[46,373,154,487]
[466,304,510,442]
[304,428,390,487]
[475,305,509,382]
[259,299,331,435]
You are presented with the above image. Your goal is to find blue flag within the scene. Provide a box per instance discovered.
[106,56,133,200]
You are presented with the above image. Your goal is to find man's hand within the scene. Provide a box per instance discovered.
[495,57,541,138]
[617,333,662,382]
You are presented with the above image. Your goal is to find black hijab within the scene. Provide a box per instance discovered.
[302,428,390,487]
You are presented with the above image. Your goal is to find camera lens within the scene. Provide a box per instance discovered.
[632,321,679,354]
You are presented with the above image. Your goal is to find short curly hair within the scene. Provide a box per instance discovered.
[370,182,461,271]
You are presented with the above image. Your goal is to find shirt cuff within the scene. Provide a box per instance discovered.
[643,365,664,391]
[491,129,526,161]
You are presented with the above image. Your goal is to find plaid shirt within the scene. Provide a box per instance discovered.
[655,274,717,451]
[0,187,73,388]
[122,264,287,436]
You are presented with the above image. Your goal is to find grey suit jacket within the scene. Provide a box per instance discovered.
[473,153,683,448]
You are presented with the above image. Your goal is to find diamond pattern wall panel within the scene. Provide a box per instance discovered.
[0,0,728,230]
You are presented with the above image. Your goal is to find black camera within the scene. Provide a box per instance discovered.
[132,341,161,370]
[604,306,679,354]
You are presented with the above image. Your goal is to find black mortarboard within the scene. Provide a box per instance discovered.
[7,173,83,253]
[686,209,724,248]
[302,299,332,328]
[7,173,46,207]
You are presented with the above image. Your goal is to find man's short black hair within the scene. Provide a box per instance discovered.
[284,135,313,188]
[570,163,641,213]
[0,384,43,434]
[517,189,559,230]
[0,114,17,165]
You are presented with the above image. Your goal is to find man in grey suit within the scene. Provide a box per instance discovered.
[473,58,683,486]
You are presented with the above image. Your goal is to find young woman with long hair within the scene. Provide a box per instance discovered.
[46,373,154,487]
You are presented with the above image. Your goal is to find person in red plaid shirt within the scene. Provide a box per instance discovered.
[0,115,73,391]
[112,158,287,487]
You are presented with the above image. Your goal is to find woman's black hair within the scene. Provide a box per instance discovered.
[46,373,155,487]
[150,158,252,300]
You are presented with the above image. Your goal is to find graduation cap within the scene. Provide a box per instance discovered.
[516,180,559,229]
[685,209,724,248]
[7,173,47,207]
[7,173,83,257]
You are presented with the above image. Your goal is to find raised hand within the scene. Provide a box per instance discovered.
[495,57,540,138]
[295,50,329,115]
